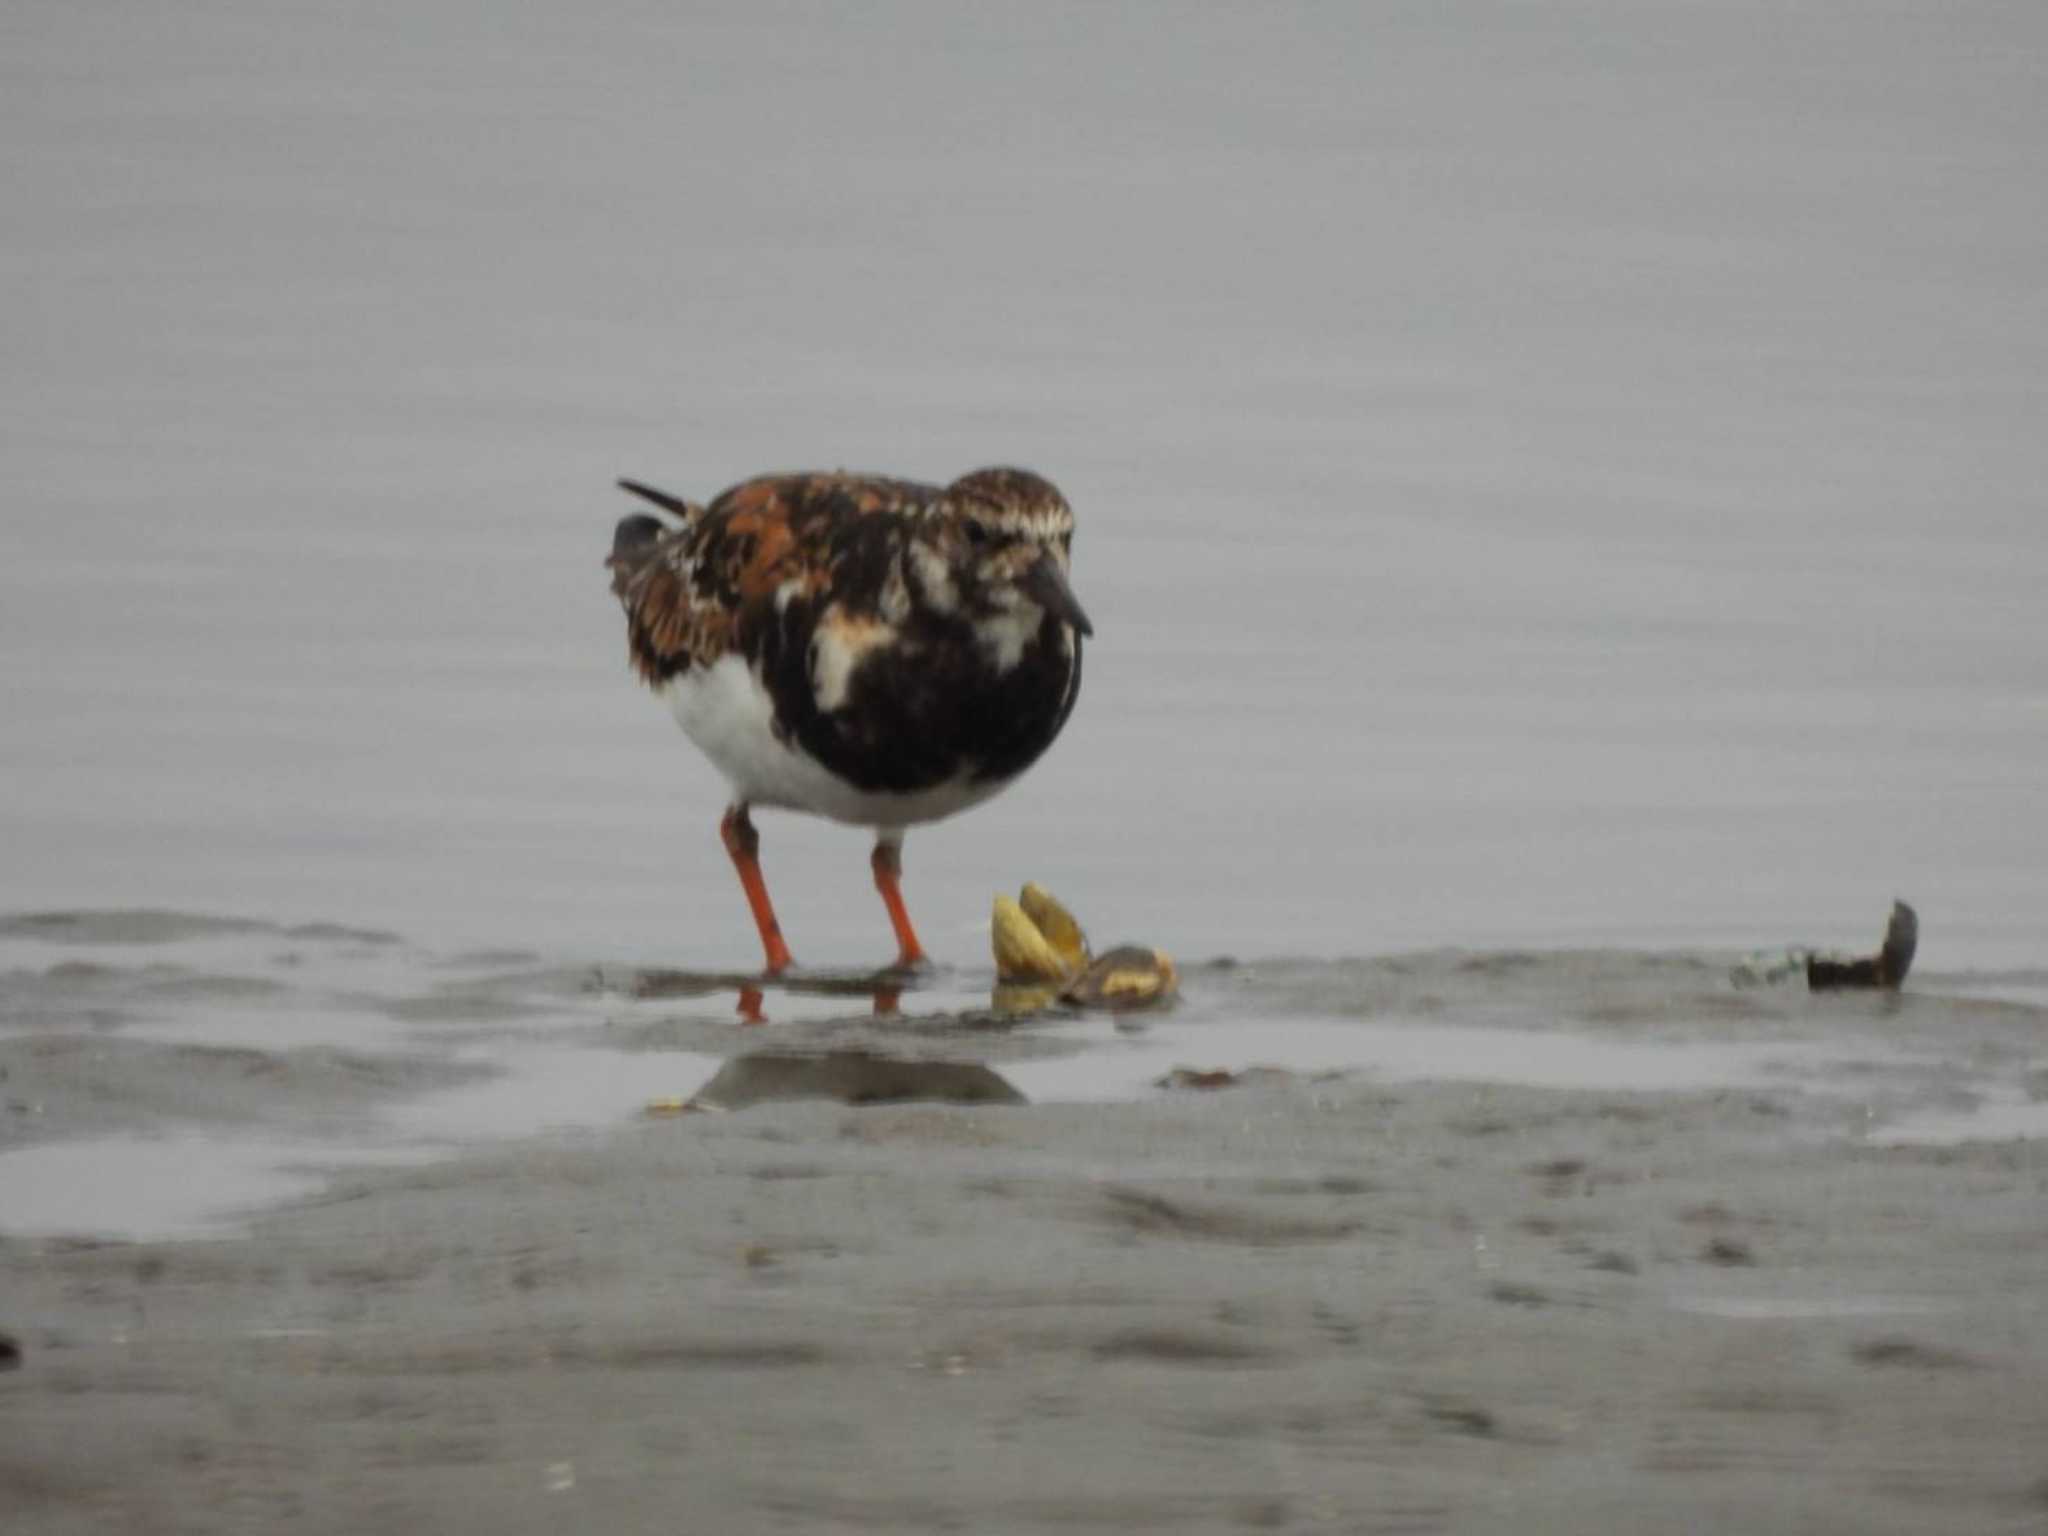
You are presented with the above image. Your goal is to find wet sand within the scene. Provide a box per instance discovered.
[4,914,2047,1532]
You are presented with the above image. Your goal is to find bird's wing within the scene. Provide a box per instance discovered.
[608,473,940,686]
[703,473,938,610]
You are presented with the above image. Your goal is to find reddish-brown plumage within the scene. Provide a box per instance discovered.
[606,465,1087,974]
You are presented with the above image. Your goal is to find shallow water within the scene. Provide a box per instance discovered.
[3,913,2042,1238]
[0,1137,421,1243]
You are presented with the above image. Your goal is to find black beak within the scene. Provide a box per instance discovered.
[1023,554,1093,637]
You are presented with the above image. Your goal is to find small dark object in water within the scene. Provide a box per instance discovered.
[1421,1400,1500,1438]
[1157,1067,1245,1092]
[1701,1236,1757,1267]
[1154,1065,1296,1092]
[0,1330,20,1370]
[1850,1336,1982,1372]
[1806,901,1918,991]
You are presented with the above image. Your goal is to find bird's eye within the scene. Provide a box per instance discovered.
[962,520,990,546]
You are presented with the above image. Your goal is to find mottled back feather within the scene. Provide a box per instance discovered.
[608,473,942,686]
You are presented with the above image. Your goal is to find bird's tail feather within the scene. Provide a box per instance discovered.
[608,478,702,578]
[617,478,701,520]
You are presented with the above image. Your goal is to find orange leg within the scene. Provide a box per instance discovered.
[871,835,928,970]
[720,804,794,975]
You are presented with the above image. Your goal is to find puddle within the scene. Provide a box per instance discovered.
[382,1046,724,1140]
[1666,1292,1953,1321]
[0,1136,414,1241]
[122,1002,416,1053]
[600,966,1002,1029]
[1866,1096,2048,1148]
[0,1051,724,1241]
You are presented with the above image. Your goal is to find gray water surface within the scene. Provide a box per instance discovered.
[6,4,2045,975]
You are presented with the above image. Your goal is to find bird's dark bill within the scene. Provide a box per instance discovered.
[1024,555,1093,637]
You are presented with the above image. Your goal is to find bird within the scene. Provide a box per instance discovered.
[606,466,1090,975]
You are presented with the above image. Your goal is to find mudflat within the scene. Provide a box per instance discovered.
[2,914,2046,1533]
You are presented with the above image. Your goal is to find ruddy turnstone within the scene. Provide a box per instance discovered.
[607,466,1090,974]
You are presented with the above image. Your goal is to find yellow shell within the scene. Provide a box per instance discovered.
[991,884,1176,1012]
[1017,883,1090,974]
[1062,946,1180,1010]
[991,894,1077,983]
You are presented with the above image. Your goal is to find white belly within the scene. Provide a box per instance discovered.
[661,654,1008,829]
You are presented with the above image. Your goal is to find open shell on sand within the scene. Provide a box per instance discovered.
[991,885,1177,1012]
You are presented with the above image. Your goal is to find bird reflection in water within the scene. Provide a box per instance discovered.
[622,967,1030,1109]
[734,980,901,1024]
[629,967,912,1025]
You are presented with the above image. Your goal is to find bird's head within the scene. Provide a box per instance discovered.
[936,467,1092,639]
